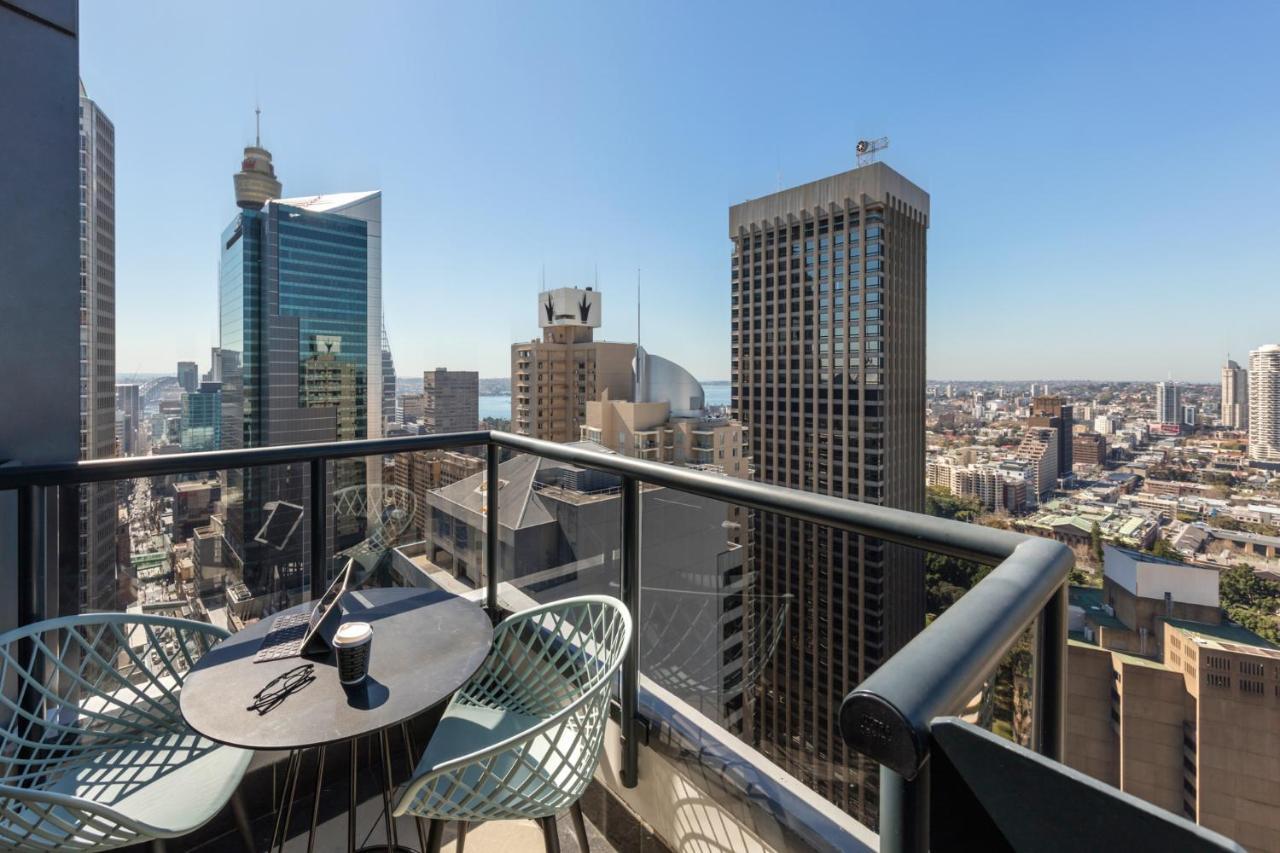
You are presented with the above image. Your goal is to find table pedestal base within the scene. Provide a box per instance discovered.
[271,725,426,852]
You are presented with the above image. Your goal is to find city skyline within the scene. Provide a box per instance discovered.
[80,1,1280,382]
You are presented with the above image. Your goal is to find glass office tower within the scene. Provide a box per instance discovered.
[218,190,382,611]
[180,381,222,452]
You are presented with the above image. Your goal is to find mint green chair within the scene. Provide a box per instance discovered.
[0,613,253,850]
[394,595,632,853]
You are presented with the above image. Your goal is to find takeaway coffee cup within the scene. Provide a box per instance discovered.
[333,621,372,685]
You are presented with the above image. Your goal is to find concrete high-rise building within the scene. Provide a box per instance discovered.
[1221,358,1248,431]
[1015,426,1059,500]
[78,81,117,612]
[400,392,426,424]
[1182,404,1198,428]
[1067,546,1280,851]
[177,360,199,394]
[1072,431,1107,468]
[218,155,384,599]
[512,287,635,443]
[1249,345,1280,464]
[1029,395,1074,473]
[422,368,479,435]
[1156,380,1180,425]
[114,383,140,457]
[729,161,928,821]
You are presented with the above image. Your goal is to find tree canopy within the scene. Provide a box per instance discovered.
[1219,564,1280,643]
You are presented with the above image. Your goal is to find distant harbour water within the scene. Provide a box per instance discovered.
[477,383,730,421]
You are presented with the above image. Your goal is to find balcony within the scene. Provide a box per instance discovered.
[0,431,1244,852]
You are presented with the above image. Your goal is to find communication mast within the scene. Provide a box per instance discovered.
[856,137,889,167]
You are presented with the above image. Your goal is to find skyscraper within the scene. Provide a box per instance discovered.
[114,383,140,456]
[1221,359,1248,431]
[381,323,397,432]
[1156,380,1180,425]
[511,287,635,443]
[218,136,383,602]
[1029,395,1074,474]
[729,161,928,822]
[1248,345,1280,464]
[177,360,199,393]
[180,380,222,452]
[423,368,479,435]
[78,81,117,612]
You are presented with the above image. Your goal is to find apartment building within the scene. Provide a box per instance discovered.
[1015,426,1059,500]
[1249,345,1280,463]
[390,448,485,542]
[1222,359,1248,431]
[511,287,635,442]
[925,457,1028,513]
[422,368,479,435]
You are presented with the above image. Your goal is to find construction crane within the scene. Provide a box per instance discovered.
[856,137,889,167]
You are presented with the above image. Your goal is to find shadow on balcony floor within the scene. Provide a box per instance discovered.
[159,728,624,853]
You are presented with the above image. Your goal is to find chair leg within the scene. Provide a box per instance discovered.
[231,789,255,852]
[540,815,562,853]
[424,818,444,853]
[456,820,469,853]
[569,801,590,852]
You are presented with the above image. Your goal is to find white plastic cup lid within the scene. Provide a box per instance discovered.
[334,621,372,646]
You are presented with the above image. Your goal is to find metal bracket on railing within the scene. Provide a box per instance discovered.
[608,698,652,746]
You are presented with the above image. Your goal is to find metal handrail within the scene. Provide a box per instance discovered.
[0,428,1072,849]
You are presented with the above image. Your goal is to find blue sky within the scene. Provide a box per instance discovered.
[81,1,1279,382]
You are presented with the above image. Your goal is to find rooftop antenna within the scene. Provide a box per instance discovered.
[856,137,889,167]
[254,104,261,147]
[635,268,642,403]
[636,268,641,349]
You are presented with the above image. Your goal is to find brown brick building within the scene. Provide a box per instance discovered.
[1072,431,1108,468]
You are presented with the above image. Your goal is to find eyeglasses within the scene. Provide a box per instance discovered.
[246,663,316,715]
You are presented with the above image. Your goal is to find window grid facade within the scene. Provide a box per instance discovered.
[729,163,928,826]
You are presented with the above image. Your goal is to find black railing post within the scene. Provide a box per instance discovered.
[17,484,45,627]
[485,442,500,619]
[879,762,930,853]
[1034,582,1068,761]
[619,475,640,788]
[310,457,328,596]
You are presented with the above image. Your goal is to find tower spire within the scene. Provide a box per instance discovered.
[255,105,261,147]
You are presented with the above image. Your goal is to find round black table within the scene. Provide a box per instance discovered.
[181,587,494,852]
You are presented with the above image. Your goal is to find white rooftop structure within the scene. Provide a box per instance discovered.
[273,190,381,213]
[1103,544,1218,609]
